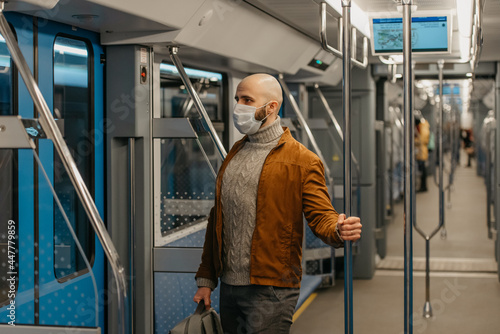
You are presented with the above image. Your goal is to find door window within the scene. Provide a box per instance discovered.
[52,36,95,280]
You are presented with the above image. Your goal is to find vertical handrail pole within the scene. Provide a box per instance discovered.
[278,75,333,185]
[412,60,445,318]
[129,138,136,332]
[402,1,413,333]
[424,59,445,317]
[486,125,492,238]
[438,60,445,252]
[341,1,353,333]
[169,46,227,160]
[0,5,129,333]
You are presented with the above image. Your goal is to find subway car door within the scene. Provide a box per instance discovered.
[37,18,105,329]
[0,13,105,330]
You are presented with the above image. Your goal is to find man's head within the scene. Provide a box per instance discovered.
[234,74,283,130]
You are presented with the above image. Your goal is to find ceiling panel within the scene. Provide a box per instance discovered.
[479,0,500,62]
[244,0,340,43]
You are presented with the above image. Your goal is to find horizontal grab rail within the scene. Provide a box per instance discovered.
[319,2,368,69]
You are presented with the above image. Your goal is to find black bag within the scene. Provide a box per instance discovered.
[169,301,223,334]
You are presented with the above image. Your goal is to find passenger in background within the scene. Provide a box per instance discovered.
[415,113,430,192]
[193,73,362,334]
[461,128,475,167]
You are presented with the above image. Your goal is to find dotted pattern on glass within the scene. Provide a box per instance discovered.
[157,138,217,247]
[37,279,100,327]
[154,272,220,333]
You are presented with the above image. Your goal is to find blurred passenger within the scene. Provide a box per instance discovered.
[415,114,430,192]
[193,73,362,334]
[461,129,474,167]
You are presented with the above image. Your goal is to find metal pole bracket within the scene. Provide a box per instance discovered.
[0,116,36,149]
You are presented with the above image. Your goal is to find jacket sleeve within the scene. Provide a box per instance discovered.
[302,158,344,248]
[194,206,218,288]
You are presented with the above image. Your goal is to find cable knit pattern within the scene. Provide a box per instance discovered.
[220,117,284,286]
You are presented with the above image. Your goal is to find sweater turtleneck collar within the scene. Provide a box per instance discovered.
[247,116,284,143]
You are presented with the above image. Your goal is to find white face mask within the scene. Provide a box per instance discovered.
[233,102,272,135]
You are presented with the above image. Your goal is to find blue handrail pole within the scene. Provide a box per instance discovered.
[341,0,353,333]
[402,1,414,333]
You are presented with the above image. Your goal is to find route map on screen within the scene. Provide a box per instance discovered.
[372,16,448,54]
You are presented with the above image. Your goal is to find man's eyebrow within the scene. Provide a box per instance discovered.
[235,95,254,100]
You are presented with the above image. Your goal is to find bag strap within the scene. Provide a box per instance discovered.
[186,302,206,334]
[194,301,205,315]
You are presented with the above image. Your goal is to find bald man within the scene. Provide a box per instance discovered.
[193,74,361,334]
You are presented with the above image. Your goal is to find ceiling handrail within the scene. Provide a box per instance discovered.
[319,2,368,69]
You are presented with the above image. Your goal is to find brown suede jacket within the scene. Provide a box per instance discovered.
[195,128,343,288]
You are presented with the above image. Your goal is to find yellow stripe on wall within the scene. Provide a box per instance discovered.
[292,293,318,322]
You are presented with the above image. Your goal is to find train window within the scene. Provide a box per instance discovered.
[159,63,226,159]
[156,137,217,246]
[159,63,224,120]
[156,64,226,246]
[0,31,19,307]
[52,36,95,280]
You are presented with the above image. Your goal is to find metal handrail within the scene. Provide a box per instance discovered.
[319,2,368,69]
[340,1,354,333]
[413,60,446,320]
[169,46,227,160]
[313,83,361,218]
[277,75,334,187]
[402,1,414,333]
[0,4,129,333]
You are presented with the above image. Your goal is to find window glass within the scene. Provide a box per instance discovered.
[159,63,223,119]
[53,36,94,280]
[0,31,19,306]
[159,63,226,165]
[155,64,226,247]
[157,137,216,247]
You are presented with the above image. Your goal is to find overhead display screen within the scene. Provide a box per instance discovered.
[371,16,449,54]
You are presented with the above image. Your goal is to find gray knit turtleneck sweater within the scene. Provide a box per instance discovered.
[197,117,284,289]
[221,117,284,285]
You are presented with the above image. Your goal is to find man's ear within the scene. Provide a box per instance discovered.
[269,101,279,113]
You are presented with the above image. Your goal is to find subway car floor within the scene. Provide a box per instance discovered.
[291,151,500,334]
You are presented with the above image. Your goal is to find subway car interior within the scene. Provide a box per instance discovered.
[0,0,498,333]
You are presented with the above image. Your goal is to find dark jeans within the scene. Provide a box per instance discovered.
[220,282,300,334]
